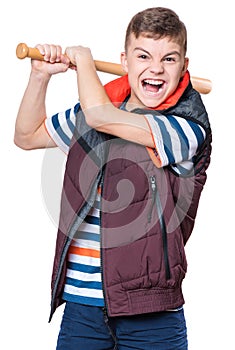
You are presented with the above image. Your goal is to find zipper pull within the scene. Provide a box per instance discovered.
[150,176,156,192]
[148,176,156,222]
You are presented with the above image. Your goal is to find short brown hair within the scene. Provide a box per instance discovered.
[124,7,187,55]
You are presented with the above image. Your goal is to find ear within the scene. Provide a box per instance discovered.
[120,52,128,74]
[181,57,189,77]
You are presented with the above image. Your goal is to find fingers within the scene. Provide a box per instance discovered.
[36,44,69,64]
[34,44,93,66]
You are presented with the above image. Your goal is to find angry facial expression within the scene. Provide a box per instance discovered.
[121,34,189,109]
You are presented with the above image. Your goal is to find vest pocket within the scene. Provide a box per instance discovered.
[148,175,171,281]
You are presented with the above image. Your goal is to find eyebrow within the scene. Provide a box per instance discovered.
[133,47,150,54]
[163,51,181,57]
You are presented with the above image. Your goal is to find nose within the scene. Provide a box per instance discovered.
[149,59,164,75]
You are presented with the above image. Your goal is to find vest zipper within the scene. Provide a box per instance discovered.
[149,175,171,281]
[100,173,109,315]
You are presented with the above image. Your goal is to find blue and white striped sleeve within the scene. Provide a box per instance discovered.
[145,113,206,174]
[44,103,80,154]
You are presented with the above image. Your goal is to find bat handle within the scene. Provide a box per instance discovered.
[15,43,124,75]
[16,43,45,60]
[16,43,212,94]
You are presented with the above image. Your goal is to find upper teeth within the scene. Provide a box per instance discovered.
[144,80,163,85]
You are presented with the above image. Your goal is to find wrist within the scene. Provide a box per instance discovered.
[30,69,51,83]
[76,57,96,73]
[29,70,51,94]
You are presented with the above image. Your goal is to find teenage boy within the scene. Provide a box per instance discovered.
[14,7,212,350]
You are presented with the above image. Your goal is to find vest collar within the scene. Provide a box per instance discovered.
[104,71,190,111]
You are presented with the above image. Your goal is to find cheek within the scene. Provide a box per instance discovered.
[170,69,184,86]
[127,72,138,87]
[170,80,181,93]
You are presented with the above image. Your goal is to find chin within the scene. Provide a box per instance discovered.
[142,99,163,109]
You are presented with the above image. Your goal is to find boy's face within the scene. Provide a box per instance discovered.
[121,34,189,109]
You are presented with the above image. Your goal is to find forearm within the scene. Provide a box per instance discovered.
[65,46,112,123]
[77,59,110,112]
[65,45,153,147]
[14,43,71,149]
[14,70,50,147]
[76,60,153,147]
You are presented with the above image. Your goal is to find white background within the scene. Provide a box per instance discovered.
[1,0,234,349]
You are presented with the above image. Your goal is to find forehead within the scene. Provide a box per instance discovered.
[127,33,183,54]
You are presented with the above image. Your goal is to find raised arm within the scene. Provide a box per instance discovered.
[14,44,70,150]
[65,46,154,148]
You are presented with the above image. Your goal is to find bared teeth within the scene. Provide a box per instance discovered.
[144,79,163,85]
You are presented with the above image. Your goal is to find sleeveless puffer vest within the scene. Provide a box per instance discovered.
[49,76,212,320]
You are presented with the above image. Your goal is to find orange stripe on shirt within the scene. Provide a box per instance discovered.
[69,245,100,258]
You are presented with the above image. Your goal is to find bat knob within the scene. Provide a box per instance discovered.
[16,43,29,59]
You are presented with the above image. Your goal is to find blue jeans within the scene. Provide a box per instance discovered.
[56,302,188,350]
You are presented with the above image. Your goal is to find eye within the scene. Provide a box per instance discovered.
[138,54,148,59]
[164,56,177,63]
[164,56,175,62]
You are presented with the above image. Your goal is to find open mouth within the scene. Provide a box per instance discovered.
[142,79,165,95]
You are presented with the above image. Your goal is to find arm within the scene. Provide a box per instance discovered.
[65,46,155,148]
[14,44,70,150]
[64,46,206,170]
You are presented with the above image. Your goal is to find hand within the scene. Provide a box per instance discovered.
[31,44,70,76]
[65,46,95,71]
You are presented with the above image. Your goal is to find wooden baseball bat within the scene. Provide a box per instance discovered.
[16,43,212,94]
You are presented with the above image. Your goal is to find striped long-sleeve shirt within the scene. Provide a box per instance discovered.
[44,102,206,307]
